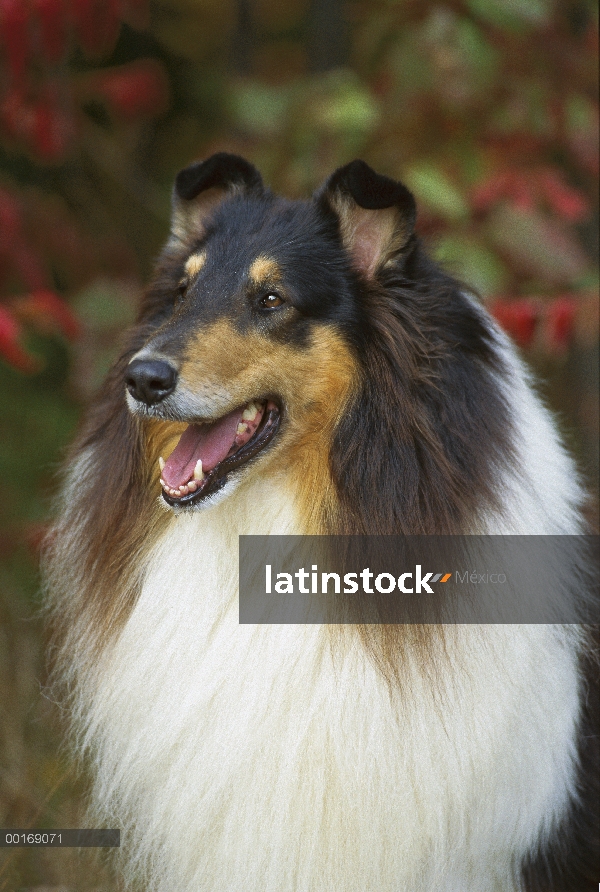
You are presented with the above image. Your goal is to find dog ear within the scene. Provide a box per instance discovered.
[171,153,264,242]
[316,160,416,279]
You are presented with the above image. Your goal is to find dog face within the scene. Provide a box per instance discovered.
[125,154,416,509]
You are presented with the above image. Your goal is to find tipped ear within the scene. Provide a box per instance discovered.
[316,160,416,279]
[171,153,264,242]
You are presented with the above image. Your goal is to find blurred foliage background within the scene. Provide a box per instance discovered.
[0,0,598,888]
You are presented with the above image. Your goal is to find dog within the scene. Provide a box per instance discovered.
[45,154,598,891]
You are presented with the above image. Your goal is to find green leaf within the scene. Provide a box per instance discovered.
[228,82,292,136]
[565,94,597,136]
[316,85,378,133]
[466,0,553,30]
[455,19,498,88]
[405,165,469,221]
[435,236,509,296]
[312,71,379,142]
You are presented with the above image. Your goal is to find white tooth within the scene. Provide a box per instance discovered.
[193,459,204,480]
[160,478,167,487]
[187,480,198,492]
[237,422,248,435]
[158,456,165,471]
[180,485,189,495]
[170,488,179,497]
[242,403,258,421]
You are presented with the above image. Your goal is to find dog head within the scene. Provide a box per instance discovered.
[125,153,417,509]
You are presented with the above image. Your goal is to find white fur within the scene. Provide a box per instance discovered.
[482,329,585,535]
[68,322,588,892]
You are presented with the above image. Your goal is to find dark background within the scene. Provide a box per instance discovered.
[0,1,598,888]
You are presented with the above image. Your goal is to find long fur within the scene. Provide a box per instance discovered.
[44,155,598,892]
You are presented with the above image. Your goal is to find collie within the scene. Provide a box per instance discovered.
[45,154,598,891]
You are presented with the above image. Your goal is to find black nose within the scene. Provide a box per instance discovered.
[126,359,178,405]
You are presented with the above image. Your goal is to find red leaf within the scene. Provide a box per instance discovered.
[472,167,590,222]
[0,87,34,141]
[471,171,537,213]
[32,101,71,160]
[544,296,577,353]
[2,79,73,160]
[91,60,169,120]
[33,104,58,158]
[490,299,538,348]
[72,0,122,57]
[471,172,513,212]
[537,170,590,222]
[12,245,46,290]
[0,305,39,372]
[33,0,68,63]
[24,289,82,340]
[0,0,30,84]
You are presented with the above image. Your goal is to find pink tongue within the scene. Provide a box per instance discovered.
[162,408,242,488]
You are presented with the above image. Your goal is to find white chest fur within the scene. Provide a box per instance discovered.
[80,475,582,892]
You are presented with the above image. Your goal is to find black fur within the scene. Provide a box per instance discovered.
[319,157,416,220]
[330,253,513,536]
[174,152,264,201]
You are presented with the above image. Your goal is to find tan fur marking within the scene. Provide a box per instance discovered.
[179,320,358,534]
[185,251,207,279]
[248,255,281,285]
[147,420,188,467]
[177,321,430,678]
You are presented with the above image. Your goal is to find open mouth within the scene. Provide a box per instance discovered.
[159,399,280,506]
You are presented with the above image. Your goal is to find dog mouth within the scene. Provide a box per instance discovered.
[159,399,281,506]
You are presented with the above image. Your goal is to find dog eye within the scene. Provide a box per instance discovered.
[176,279,188,302]
[259,293,285,309]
